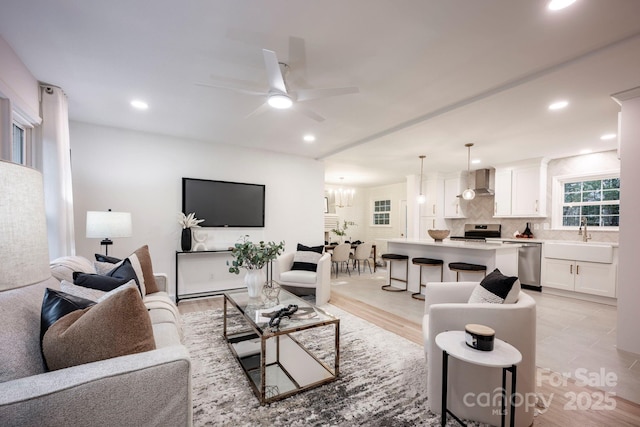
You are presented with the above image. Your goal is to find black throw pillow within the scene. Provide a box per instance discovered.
[40,288,95,343]
[468,268,521,304]
[74,258,141,293]
[291,243,324,272]
[95,253,122,264]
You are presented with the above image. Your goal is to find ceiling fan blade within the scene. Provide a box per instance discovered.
[195,82,265,97]
[293,87,359,102]
[245,102,271,119]
[295,105,325,122]
[262,49,288,94]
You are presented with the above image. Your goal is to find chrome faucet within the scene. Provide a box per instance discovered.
[578,217,592,242]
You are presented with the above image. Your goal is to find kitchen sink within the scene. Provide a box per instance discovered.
[544,242,613,263]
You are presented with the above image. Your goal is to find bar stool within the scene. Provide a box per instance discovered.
[448,262,487,281]
[381,253,409,292]
[411,257,444,300]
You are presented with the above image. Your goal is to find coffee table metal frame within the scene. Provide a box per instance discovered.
[223,289,340,405]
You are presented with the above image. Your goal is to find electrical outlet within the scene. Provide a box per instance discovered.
[209,273,215,280]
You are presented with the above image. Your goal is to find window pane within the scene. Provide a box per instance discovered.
[585,216,600,226]
[563,217,580,226]
[602,216,619,226]
[602,190,619,201]
[564,193,581,203]
[582,180,601,191]
[581,206,600,216]
[602,178,620,190]
[564,182,581,193]
[12,124,24,164]
[601,205,619,215]
[582,191,602,202]
[563,206,580,216]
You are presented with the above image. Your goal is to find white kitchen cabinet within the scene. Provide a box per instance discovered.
[542,258,617,298]
[493,159,548,218]
[419,178,446,236]
[444,176,466,218]
[493,169,512,216]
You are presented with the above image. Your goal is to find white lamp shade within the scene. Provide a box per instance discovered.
[86,211,132,238]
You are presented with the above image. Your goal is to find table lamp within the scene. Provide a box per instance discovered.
[86,209,132,255]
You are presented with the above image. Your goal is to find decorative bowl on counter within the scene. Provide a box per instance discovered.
[428,229,450,242]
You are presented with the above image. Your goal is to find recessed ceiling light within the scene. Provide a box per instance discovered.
[548,0,577,11]
[471,159,481,164]
[600,133,617,140]
[548,100,569,110]
[303,134,316,143]
[580,149,592,155]
[130,100,148,110]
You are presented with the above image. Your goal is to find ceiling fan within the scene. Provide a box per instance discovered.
[196,49,359,122]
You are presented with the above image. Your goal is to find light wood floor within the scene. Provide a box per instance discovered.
[178,294,640,426]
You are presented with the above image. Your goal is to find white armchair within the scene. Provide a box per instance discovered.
[273,252,332,305]
[422,282,536,427]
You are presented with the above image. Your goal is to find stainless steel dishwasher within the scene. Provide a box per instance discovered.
[504,241,542,288]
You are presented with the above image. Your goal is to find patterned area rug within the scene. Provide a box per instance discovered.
[182,305,458,426]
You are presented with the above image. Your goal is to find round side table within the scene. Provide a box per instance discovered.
[435,330,522,427]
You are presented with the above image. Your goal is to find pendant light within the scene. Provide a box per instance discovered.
[417,155,426,204]
[461,143,476,200]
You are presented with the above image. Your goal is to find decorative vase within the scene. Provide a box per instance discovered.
[263,280,281,303]
[245,268,265,298]
[181,228,192,252]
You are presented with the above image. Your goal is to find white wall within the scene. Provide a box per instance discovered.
[69,121,325,295]
[614,89,640,354]
[0,37,40,121]
[0,36,40,160]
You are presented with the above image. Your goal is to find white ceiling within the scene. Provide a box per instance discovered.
[1,0,639,186]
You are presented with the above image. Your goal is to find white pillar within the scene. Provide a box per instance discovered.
[611,87,640,354]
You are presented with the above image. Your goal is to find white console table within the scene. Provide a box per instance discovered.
[175,250,244,303]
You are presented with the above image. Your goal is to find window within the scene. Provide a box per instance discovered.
[12,123,25,164]
[560,175,620,228]
[373,199,391,225]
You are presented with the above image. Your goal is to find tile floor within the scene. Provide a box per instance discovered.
[330,268,640,404]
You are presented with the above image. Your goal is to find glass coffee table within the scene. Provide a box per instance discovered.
[223,289,340,405]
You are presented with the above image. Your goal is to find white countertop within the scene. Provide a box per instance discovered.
[386,238,522,251]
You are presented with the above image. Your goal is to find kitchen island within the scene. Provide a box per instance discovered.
[385,238,521,295]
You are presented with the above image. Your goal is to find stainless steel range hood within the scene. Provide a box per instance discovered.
[458,168,494,197]
[473,168,494,196]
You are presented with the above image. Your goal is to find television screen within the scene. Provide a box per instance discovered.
[182,178,265,227]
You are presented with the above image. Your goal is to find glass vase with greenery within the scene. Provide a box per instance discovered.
[227,235,285,274]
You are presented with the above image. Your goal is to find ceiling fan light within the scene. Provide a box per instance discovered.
[417,194,426,204]
[462,188,476,200]
[268,94,293,109]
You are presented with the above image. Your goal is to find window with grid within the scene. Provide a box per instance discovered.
[373,199,391,225]
[561,176,620,228]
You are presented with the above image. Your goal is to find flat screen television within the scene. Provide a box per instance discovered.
[182,178,265,227]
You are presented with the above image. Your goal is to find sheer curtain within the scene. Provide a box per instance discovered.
[40,85,75,259]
